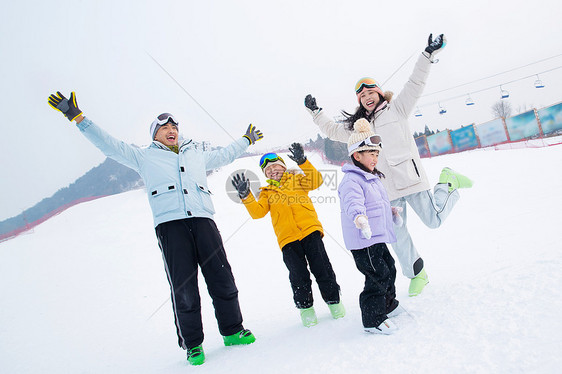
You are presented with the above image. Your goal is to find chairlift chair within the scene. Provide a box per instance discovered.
[534,75,545,88]
[465,95,475,106]
[414,107,423,117]
[438,103,447,115]
[500,86,509,99]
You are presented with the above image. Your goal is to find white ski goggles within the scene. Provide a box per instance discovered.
[348,135,383,154]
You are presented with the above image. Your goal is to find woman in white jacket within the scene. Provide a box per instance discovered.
[304,34,473,296]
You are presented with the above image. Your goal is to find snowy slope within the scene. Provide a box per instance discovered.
[1,146,562,373]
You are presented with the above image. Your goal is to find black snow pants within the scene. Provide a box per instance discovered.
[281,231,341,309]
[155,218,244,350]
[351,243,398,328]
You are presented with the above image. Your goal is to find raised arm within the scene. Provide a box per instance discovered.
[304,95,351,143]
[204,124,263,170]
[392,33,447,118]
[48,91,144,172]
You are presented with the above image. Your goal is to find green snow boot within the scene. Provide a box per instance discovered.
[409,268,429,297]
[439,167,473,192]
[327,302,346,319]
[300,306,318,327]
[223,329,256,346]
[187,345,205,366]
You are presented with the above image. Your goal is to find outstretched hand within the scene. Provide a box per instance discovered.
[304,94,320,112]
[243,124,264,145]
[47,91,83,121]
[231,173,251,199]
[287,142,307,165]
[424,33,447,60]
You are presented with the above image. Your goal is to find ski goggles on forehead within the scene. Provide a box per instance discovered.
[259,153,284,169]
[348,135,383,153]
[152,113,178,127]
[355,78,380,94]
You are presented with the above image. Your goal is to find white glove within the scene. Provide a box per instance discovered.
[354,215,372,239]
[391,206,403,227]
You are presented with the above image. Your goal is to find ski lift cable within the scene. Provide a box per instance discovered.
[381,51,417,87]
[422,52,562,97]
[145,50,237,142]
[417,65,562,108]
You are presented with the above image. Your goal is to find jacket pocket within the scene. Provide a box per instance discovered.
[149,182,180,217]
[366,204,386,237]
[386,154,422,190]
[196,183,216,214]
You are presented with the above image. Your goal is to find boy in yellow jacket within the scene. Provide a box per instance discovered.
[231,143,344,327]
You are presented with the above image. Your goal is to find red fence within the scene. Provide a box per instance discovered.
[0,195,108,243]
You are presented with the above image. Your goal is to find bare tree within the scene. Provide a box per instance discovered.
[491,100,512,119]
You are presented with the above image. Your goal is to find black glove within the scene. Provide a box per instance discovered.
[243,124,264,145]
[304,94,319,112]
[287,142,307,165]
[48,91,83,121]
[424,33,447,56]
[231,173,251,199]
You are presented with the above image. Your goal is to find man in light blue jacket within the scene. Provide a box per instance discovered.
[48,91,263,366]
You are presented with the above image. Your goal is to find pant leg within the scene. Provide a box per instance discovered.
[381,244,399,314]
[390,197,423,279]
[301,231,341,304]
[351,244,393,328]
[156,219,203,350]
[192,218,244,337]
[282,240,314,309]
[405,187,460,229]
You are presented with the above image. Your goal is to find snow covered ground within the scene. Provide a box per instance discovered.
[1,145,561,373]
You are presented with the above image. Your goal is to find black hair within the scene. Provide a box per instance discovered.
[351,150,385,178]
[341,93,385,131]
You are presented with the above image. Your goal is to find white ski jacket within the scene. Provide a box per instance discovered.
[310,53,433,201]
[76,117,249,227]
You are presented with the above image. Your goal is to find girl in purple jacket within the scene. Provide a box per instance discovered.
[338,118,403,335]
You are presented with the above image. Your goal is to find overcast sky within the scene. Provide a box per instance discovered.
[1,0,562,220]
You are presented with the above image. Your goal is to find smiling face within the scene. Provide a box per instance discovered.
[154,123,179,146]
[353,149,380,171]
[358,87,381,114]
[264,163,286,181]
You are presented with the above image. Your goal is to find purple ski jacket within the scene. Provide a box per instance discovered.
[338,163,396,250]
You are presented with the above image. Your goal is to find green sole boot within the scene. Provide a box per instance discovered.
[187,345,205,366]
[439,167,473,192]
[223,329,256,346]
[327,302,346,319]
[300,306,318,327]
[409,268,429,297]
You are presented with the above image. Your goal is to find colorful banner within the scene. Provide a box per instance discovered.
[415,136,430,158]
[450,124,479,152]
[538,102,562,135]
[427,130,453,156]
[505,110,540,141]
[477,118,508,147]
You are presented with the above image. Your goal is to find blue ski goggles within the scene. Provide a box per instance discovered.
[259,153,285,169]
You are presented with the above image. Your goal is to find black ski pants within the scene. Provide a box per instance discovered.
[155,218,244,350]
[281,231,341,309]
[351,243,398,328]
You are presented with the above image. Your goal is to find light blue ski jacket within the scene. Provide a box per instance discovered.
[76,117,249,227]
